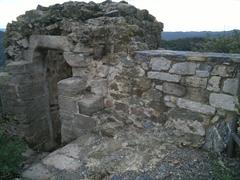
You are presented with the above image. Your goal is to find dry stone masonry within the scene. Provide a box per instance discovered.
[0,0,240,156]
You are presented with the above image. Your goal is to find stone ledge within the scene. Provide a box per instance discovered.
[135,50,240,63]
[177,98,216,115]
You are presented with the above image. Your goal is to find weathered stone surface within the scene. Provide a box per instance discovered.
[96,64,110,78]
[207,76,221,92]
[89,79,108,96]
[166,108,206,136]
[73,113,96,133]
[182,76,208,88]
[148,71,181,82]
[142,88,163,102]
[169,62,197,75]
[164,95,177,108]
[203,119,233,153]
[223,78,239,95]
[150,57,171,71]
[162,82,186,97]
[177,98,216,115]
[211,65,234,77]
[115,102,129,112]
[195,64,212,77]
[64,52,88,68]
[58,77,87,96]
[196,70,210,78]
[209,93,238,111]
[43,153,81,171]
[72,67,89,77]
[185,87,209,103]
[17,38,29,48]
[22,163,52,179]
[155,85,163,91]
[30,35,73,52]
[187,56,207,62]
[58,95,79,115]
[78,95,104,115]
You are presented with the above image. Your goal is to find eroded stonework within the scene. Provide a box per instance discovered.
[0,0,240,159]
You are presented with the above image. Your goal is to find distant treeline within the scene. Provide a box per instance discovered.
[161,30,240,53]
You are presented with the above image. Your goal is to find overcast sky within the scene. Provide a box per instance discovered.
[0,0,240,31]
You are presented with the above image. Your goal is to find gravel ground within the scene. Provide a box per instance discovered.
[50,147,240,180]
[116,148,240,180]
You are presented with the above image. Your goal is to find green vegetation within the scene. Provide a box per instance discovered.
[0,117,27,179]
[212,160,234,180]
[161,37,205,51]
[161,30,240,53]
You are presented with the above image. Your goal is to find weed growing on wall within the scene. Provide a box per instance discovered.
[0,117,26,179]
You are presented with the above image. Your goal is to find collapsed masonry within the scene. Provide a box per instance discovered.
[0,0,239,153]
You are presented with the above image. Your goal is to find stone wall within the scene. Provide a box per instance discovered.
[1,1,240,153]
[57,49,240,153]
[107,50,240,152]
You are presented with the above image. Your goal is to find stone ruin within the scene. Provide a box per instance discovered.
[0,0,240,160]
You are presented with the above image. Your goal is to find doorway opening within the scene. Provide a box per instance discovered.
[34,48,72,150]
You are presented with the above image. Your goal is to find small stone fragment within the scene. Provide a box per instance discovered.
[207,76,221,92]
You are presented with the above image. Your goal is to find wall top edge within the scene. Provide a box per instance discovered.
[134,49,240,63]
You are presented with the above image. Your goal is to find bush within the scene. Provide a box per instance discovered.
[0,124,26,179]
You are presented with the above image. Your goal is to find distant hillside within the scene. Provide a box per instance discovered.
[161,30,236,40]
[0,31,5,66]
[0,28,5,32]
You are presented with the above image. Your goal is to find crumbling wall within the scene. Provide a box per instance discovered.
[4,0,162,64]
[0,0,163,149]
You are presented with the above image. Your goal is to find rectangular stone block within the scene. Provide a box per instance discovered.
[147,71,181,82]
[73,114,96,130]
[182,76,208,88]
[150,57,171,71]
[222,78,239,95]
[177,98,216,115]
[162,82,186,97]
[169,62,197,75]
[78,95,104,115]
[211,65,234,77]
[209,93,238,111]
[185,87,209,103]
[58,77,87,97]
[58,95,79,115]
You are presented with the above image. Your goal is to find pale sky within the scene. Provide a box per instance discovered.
[0,0,240,31]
